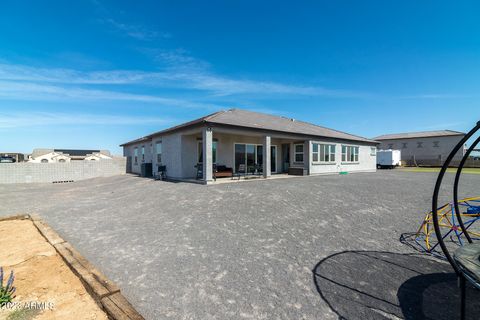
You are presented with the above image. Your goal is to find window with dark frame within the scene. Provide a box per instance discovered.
[198,141,217,163]
[156,141,162,163]
[294,144,304,162]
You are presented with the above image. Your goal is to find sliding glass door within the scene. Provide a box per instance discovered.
[234,143,277,173]
[271,145,277,173]
[234,144,246,172]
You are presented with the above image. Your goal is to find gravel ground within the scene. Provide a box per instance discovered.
[0,170,479,319]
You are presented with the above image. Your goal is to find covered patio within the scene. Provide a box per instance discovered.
[183,126,311,183]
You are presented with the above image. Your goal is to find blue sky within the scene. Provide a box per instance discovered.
[1,0,479,154]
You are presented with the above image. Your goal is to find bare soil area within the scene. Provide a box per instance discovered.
[0,219,107,320]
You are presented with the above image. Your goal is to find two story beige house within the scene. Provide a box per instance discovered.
[374,130,466,166]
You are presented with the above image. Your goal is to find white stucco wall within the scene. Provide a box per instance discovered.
[309,140,377,175]
[29,152,72,163]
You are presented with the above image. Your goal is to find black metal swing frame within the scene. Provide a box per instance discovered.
[432,121,480,320]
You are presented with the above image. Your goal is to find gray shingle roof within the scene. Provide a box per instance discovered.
[120,108,376,146]
[205,109,375,143]
[373,130,465,140]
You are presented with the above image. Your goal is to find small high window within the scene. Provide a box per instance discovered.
[41,159,48,163]
[402,143,408,149]
[417,142,423,148]
[58,159,66,163]
[156,141,162,164]
[388,144,394,149]
[433,141,439,148]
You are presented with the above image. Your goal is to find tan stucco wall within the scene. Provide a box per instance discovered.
[377,135,465,163]
[122,126,377,179]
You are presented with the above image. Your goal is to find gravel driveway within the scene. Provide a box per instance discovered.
[1,170,479,319]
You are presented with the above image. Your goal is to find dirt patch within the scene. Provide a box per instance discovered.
[0,219,108,320]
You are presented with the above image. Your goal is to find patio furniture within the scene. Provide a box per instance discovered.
[254,164,263,176]
[431,120,480,320]
[156,165,167,180]
[195,163,203,180]
[213,164,233,181]
[235,164,247,180]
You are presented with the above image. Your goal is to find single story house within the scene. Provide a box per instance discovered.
[373,130,466,166]
[84,152,113,161]
[28,150,71,163]
[28,149,112,163]
[120,109,378,183]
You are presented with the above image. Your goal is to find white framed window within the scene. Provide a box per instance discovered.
[294,144,304,163]
[141,146,145,161]
[134,148,138,164]
[342,145,359,163]
[156,141,162,163]
[312,143,318,162]
[370,147,376,156]
[312,143,336,163]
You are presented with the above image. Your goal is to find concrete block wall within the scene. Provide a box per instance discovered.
[0,158,126,184]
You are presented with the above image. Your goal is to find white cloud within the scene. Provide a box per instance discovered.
[399,94,472,99]
[101,18,171,41]
[0,80,221,110]
[0,61,366,98]
[0,111,173,128]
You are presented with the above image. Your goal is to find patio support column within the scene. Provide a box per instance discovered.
[304,140,311,175]
[263,135,271,178]
[203,127,213,182]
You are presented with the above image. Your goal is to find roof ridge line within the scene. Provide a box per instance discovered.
[280,115,374,142]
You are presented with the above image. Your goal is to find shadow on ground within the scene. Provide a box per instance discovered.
[313,251,480,320]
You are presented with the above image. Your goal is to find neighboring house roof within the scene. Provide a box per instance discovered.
[31,148,54,158]
[120,109,376,146]
[52,153,70,159]
[373,130,465,141]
